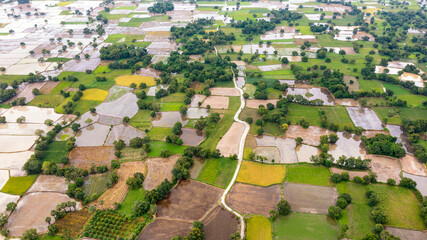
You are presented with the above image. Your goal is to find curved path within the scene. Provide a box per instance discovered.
[220,67,249,238]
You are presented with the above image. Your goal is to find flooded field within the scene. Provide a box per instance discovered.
[329,132,366,160]
[284,87,334,105]
[152,112,188,127]
[346,107,383,130]
[255,135,297,163]
[180,128,205,146]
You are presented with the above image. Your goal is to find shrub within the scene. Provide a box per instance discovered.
[387,178,396,186]
[371,207,387,224]
[336,198,348,209]
[277,199,291,215]
[328,206,342,219]
[399,177,417,189]
[340,172,350,181]
[330,173,342,183]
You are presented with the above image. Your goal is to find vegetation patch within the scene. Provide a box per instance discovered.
[115,75,155,87]
[82,173,109,198]
[1,175,38,195]
[247,215,272,240]
[54,210,91,237]
[42,141,69,164]
[196,158,238,188]
[81,89,109,101]
[29,95,64,108]
[237,161,286,186]
[286,165,331,186]
[147,141,186,157]
[119,188,146,216]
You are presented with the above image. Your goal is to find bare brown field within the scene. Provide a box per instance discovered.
[285,125,333,146]
[138,219,192,240]
[368,154,401,183]
[330,167,368,180]
[216,122,245,157]
[54,210,91,237]
[69,146,115,169]
[202,206,239,240]
[400,154,427,176]
[144,155,179,190]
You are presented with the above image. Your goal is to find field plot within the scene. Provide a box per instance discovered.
[143,155,178,190]
[346,107,383,130]
[75,123,110,146]
[156,180,223,221]
[115,75,155,87]
[330,167,368,180]
[253,146,281,163]
[236,161,286,187]
[226,183,281,216]
[189,94,207,107]
[96,92,139,119]
[81,89,109,101]
[369,184,424,230]
[54,210,91,237]
[255,135,297,163]
[42,141,68,164]
[209,87,240,96]
[285,125,333,146]
[283,183,338,214]
[329,132,366,160]
[187,108,209,119]
[6,192,82,236]
[368,154,401,183]
[10,82,46,103]
[202,206,239,240]
[0,192,19,214]
[295,144,320,163]
[180,128,205,146]
[105,124,145,145]
[247,215,271,240]
[286,165,331,186]
[201,96,229,109]
[0,151,33,176]
[97,115,122,126]
[402,172,427,196]
[82,173,109,197]
[386,124,412,152]
[152,112,188,127]
[1,175,38,196]
[273,213,338,240]
[400,154,427,176]
[0,123,50,135]
[1,106,62,123]
[96,161,146,209]
[0,135,38,152]
[138,219,192,240]
[27,175,67,194]
[245,99,278,109]
[386,227,427,240]
[69,146,115,169]
[216,122,245,157]
[105,85,131,102]
[197,158,237,189]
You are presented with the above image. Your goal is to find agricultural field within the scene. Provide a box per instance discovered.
[0,0,426,238]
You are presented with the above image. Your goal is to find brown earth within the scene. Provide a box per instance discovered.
[216,122,245,157]
[330,167,369,180]
[69,146,116,169]
[343,76,359,93]
[334,98,360,107]
[156,180,223,221]
[283,183,338,214]
[202,206,240,240]
[244,134,257,149]
[285,125,333,146]
[143,155,179,190]
[138,219,192,240]
[226,183,281,216]
[190,157,206,179]
[40,81,60,94]
[95,161,147,209]
[362,130,389,138]
[209,87,240,96]
[400,154,427,176]
[27,175,68,194]
[386,227,427,240]
[368,154,401,183]
[201,96,229,109]
[54,210,91,237]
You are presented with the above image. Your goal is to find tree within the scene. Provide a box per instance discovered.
[71,123,80,132]
[281,57,289,64]
[45,216,51,225]
[22,229,38,240]
[133,200,150,216]
[6,202,16,212]
[277,199,291,215]
[328,206,342,219]
[16,116,26,123]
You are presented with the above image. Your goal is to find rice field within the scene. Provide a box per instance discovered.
[115,75,156,87]
[81,89,109,101]
[236,161,286,187]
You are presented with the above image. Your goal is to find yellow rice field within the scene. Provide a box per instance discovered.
[58,1,73,7]
[236,161,286,187]
[81,89,109,101]
[115,75,156,87]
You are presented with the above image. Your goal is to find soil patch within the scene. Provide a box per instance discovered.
[96,92,139,119]
[386,228,427,240]
[202,206,239,240]
[144,155,179,190]
[6,192,82,237]
[246,99,278,109]
[96,161,146,209]
[40,81,60,94]
[0,135,38,153]
[286,125,332,146]
[156,180,223,221]
[283,182,338,214]
[253,146,281,163]
[226,182,281,216]
[0,151,33,176]
[255,135,297,163]
[201,96,229,109]
[330,167,368,180]
[216,122,245,157]
[190,157,206,179]
[69,146,115,169]
[209,87,240,96]
[105,124,146,145]
[190,94,206,108]
[368,154,401,183]
[138,219,192,240]
[296,144,320,163]
[27,175,68,194]
[343,76,359,92]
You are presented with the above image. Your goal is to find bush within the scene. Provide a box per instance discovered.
[353,176,365,184]
[341,172,350,181]
[399,177,417,189]
[328,206,342,219]
[133,200,150,217]
[371,207,387,224]
[129,137,143,148]
[330,173,342,183]
[277,199,291,215]
[387,178,396,186]
[336,198,348,209]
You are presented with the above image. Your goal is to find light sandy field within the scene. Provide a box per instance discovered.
[286,125,333,146]
[201,96,229,109]
[256,135,297,163]
[346,107,383,130]
[75,123,110,147]
[96,92,139,119]
[0,123,50,136]
[189,94,207,108]
[209,87,240,96]
[27,175,68,194]
[11,82,46,104]
[216,122,245,157]
[296,144,320,163]
[74,112,100,129]
[368,154,401,183]
[6,192,82,237]
[0,135,38,153]
[400,154,427,176]
[180,128,205,146]
[144,155,179,190]
[104,124,145,145]
[0,151,33,176]
[1,106,62,124]
[0,170,9,190]
[329,132,366,160]
[0,192,19,214]
[246,99,278,109]
[253,146,281,163]
[152,112,188,128]
[187,108,209,119]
